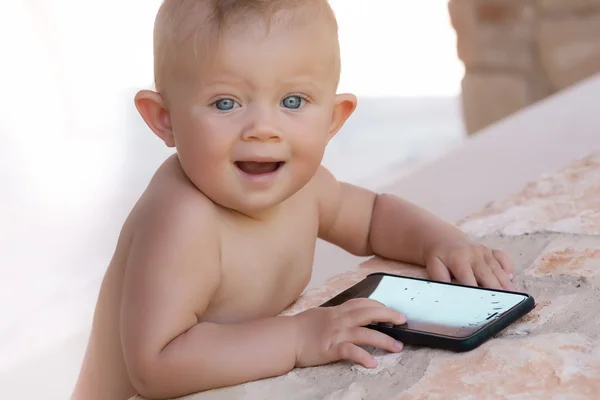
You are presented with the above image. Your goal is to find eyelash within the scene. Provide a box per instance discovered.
[287,93,311,102]
[210,93,312,110]
[211,96,247,113]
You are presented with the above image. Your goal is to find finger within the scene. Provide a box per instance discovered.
[472,259,503,290]
[341,297,388,310]
[345,305,407,327]
[447,256,478,287]
[493,249,515,279]
[348,327,404,354]
[426,256,452,282]
[337,342,378,369]
[488,258,516,291]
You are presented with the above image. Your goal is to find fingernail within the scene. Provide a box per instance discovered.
[509,274,514,280]
[394,341,404,351]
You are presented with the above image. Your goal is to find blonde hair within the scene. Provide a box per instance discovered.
[153,0,340,94]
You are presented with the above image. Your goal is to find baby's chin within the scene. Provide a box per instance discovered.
[190,179,293,218]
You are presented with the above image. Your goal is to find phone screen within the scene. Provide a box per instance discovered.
[362,275,528,338]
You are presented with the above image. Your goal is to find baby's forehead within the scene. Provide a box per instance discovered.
[177,32,339,97]
[154,0,339,92]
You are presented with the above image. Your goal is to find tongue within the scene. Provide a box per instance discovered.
[236,162,279,175]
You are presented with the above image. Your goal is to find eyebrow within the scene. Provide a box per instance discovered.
[202,76,327,94]
[203,76,253,89]
[277,76,329,92]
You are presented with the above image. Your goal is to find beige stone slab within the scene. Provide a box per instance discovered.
[448,0,536,72]
[538,14,600,90]
[459,151,600,237]
[396,333,600,400]
[538,0,600,13]
[526,236,600,278]
[461,72,531,135]
[135,231,600,400]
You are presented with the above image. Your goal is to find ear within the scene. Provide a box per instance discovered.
[134,90,176,147]
[328,93,357,141]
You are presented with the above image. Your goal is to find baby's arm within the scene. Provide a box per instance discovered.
[315,166,514,290]
[315,166,462,260]
[120,203,298,398]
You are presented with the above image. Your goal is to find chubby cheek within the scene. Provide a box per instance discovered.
[291,116,331,156]
[289,127,330,180]
[178,112,232,151]
[174,117,235,177]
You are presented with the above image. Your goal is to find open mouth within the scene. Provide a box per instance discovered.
[235,161,285,175]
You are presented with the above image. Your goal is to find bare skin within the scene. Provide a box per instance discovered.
[74,156,327,399]
[73,156,514,400]
[73,4,516,400]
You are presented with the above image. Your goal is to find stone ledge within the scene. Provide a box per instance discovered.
[396,333,600,400]
[449,0,536,72]
[135,231,600,400]
[449,0,600,133]
[538,0,600,14]
[461,72,531,134]
[459,151,600,237]
[538,14,600,90]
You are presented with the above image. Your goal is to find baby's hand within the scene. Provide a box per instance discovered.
[292,298,406,369]
[424,238,515,290]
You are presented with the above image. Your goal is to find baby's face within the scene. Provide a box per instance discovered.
[164,16,352,216]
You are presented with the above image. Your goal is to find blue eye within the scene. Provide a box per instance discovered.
[282,95,304,109]
[214,98,238,111]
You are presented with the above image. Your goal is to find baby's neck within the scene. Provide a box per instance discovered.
[218,201,286,223]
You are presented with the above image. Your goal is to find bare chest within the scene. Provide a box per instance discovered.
[205,207,320,322]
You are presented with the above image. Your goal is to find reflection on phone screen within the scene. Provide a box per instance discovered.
[367,276,528,338]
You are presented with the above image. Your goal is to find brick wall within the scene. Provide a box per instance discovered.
[448,0,600,134]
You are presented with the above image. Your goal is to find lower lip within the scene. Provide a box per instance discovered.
[235,163,285,185]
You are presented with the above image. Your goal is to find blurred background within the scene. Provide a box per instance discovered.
[1,0,600,398]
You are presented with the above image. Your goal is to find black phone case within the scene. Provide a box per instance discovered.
[320,272,536,352]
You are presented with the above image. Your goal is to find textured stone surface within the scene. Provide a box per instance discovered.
[527,236,600,278]
[133,233,600,400]
[396,333,600,400]
[448,0,536,71]
[461,72,531,134]
[134,154,600,400]
[449,0,600,133]
[538,14,600,90]
[538,0,600,13]
[459,151,600,236]
[475,1,532,23]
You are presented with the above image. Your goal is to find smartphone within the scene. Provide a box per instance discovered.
[320,272,535,352]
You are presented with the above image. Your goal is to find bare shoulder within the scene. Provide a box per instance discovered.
[133,156,218,231]
[124,154,222,311]
[120,156,223,372]
[307,165,343,235]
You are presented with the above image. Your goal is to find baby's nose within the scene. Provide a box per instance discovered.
[241,116,282,142]
[242,128,281,142]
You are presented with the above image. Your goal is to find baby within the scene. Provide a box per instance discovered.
[73,1,515,399]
